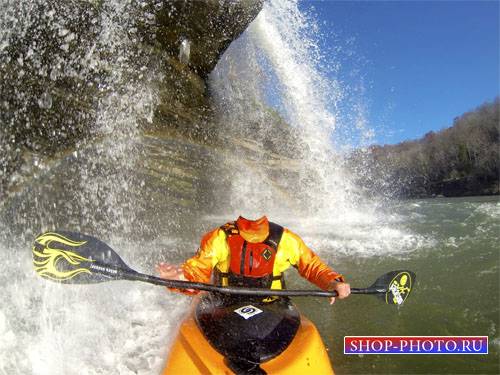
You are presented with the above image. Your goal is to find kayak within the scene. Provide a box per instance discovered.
[162,293,334,374]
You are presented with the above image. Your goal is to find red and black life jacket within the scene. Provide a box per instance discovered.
[216,221,285,289]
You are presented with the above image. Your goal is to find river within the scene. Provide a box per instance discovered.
[1,196,497,374]
[294,195,499,374]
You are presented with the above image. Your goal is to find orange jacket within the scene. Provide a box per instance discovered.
[181,216,344,292]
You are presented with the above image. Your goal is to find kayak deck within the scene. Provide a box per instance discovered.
[163,310,334,375]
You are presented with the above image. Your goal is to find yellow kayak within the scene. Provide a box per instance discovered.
[163,294,334,374]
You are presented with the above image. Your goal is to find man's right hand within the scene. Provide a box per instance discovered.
[156,262,184,280]
[156,262,195,294]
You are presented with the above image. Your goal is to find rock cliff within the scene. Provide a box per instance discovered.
[0,0,263,198]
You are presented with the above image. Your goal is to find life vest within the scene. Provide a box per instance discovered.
[216,221,285,289]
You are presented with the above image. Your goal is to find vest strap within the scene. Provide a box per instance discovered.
[263,222,284,250]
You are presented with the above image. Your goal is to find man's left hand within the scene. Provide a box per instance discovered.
[328,281,351,305]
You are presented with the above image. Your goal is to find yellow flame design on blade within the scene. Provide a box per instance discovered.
[33,232,94,281]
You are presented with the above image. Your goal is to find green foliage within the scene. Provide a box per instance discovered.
[351,98,499,198]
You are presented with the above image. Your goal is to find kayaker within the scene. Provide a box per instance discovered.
[157,216,350,304]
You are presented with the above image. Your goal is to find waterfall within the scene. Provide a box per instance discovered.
[208,0,427,258]
[209,0,375,224]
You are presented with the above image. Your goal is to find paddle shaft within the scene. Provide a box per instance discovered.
[110,262,384,297]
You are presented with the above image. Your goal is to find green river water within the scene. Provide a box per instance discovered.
[290,196,499,374]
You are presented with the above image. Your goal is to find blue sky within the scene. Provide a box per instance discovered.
[299,0,499,145]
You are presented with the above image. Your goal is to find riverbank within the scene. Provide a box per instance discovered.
[348,99,499,200]
[402,176,499,199]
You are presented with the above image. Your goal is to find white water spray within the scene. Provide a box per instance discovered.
[211,1,368,217]
[209,0,427,257]
[0,2,177,375]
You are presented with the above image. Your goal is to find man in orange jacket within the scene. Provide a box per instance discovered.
[157,216,350,303]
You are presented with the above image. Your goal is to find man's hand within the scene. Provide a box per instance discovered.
[156,262,184,280]
[328,281,351,305]
[156,262,195,294]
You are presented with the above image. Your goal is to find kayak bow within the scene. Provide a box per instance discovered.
[163,294,334,375]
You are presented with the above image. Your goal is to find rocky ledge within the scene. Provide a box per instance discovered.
[0,0,263,198]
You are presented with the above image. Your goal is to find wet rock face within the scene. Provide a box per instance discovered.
[150,0,264,78]
[1,2,102,148]
[1,130,302,243]
[0,1,103,194]
[0,0,263,198]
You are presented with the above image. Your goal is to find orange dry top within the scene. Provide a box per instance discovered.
[182,216,344,291]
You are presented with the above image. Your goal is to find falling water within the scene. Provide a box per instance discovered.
[209,0,426,257]
[0,2,185,374]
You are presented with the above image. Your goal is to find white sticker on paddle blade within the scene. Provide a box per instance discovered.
[234,305,263,320]
[390,283,404,305]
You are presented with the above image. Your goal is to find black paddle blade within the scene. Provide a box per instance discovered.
[370,270,416,305]
[32,231,131,284]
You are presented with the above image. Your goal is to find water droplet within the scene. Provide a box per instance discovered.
[58,28,70,37]
[50,68,59,81]
[179,38,191,65]
[37,92,53,109]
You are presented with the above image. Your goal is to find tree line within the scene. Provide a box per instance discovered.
[348,98,499,198]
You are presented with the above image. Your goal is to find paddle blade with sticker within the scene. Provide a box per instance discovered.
[369,270,416,305]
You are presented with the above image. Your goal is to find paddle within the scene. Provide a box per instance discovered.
[32,231,416,305]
